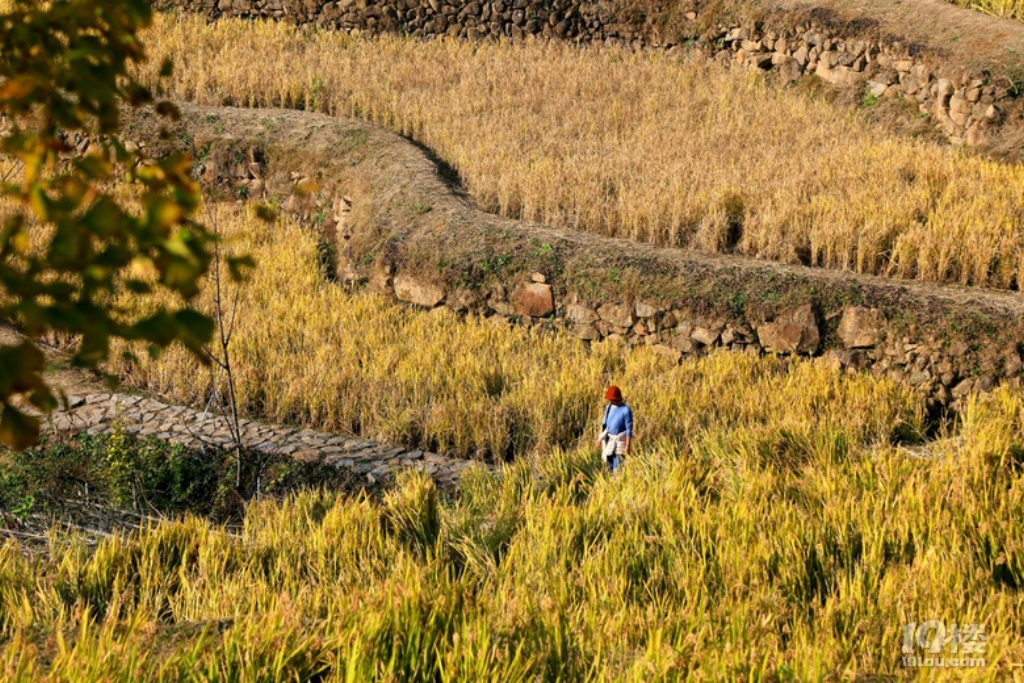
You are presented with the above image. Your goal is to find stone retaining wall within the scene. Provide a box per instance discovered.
[713,26,1000,146]
[162,0,1015,146]
[380,267,1022,413]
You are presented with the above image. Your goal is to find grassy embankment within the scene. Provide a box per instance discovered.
[137,13,1024,289]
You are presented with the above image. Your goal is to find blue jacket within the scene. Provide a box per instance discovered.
[602,403,633,437]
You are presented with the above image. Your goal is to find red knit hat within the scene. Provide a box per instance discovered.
[604,385,623,401]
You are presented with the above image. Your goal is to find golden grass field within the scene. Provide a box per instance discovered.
[1,199,1021,679]
[4,4,1024,680]
[36,195,1005,681]
[136,13,1024,289]
[5,200,1023,678]
[2,373,1022,679]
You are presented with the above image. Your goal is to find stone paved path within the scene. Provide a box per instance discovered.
[45,392,476,487]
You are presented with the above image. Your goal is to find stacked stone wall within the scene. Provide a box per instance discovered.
[308,157,1023,415]
[380,267,1023,413]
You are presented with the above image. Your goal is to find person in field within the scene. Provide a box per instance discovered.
[597,385,632,473]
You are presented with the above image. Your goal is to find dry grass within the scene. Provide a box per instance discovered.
[953,0,1024,20]
[136,13,1024,289]
[8,200,1024,676]
[102,201,922,461]
[1,383,1022,679]
[6,201,1023,680]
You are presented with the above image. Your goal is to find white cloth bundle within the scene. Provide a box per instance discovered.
[600,431,626,460]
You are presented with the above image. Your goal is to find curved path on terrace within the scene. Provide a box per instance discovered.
[46,393,473,487]
[165,102,1024,319]
[6,327,475,488]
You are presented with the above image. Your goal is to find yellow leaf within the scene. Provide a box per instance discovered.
[148,197,184,231]
[11,231,29,254]
[0,76,35,101]
[129,255,157,279]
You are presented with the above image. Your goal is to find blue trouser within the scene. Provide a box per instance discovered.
[606,455,621,473]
